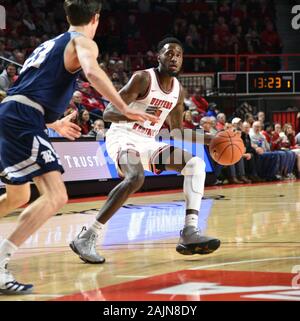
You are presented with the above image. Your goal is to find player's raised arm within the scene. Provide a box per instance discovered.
[103,71,150,123]
[74,36,158,124]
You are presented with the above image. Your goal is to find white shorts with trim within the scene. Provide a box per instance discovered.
[106,127,169,176]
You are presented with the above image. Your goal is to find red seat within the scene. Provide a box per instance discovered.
[272,111,299,133]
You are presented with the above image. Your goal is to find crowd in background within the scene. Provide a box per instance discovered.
[186,101,300,184]
[1,61,299,185]
[1,0,281,73]
[1,0,299,184]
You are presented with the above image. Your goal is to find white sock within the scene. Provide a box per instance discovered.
[0,239,18,269]
[185,214,198,228]
[88,221,104,237]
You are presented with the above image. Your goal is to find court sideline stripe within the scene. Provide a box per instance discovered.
[189,256,300,270]
[66,179,300,204]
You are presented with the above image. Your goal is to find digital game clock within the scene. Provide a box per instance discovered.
[248,73,293,93]
[218,71,300,95]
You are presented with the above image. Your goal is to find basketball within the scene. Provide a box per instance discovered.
[209,130,245,166]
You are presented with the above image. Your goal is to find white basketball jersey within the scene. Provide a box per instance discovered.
[110,68,181,138]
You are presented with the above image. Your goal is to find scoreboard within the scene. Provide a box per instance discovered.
[217,71,300,95]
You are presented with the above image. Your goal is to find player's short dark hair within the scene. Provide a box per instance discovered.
[157,37,183,53]
[64,0,102,26]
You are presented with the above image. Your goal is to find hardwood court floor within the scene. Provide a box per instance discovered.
[0,181,300,301]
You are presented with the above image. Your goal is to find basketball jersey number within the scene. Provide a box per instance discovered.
[20,40,55,74]
[145,106,163,126]
[20,34,64,74]
[150,109,162,126]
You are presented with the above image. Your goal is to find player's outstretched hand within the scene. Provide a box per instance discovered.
[124,109,159,123]
[56,111,82,140]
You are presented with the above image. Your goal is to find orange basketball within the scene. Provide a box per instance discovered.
[209,130,245,166]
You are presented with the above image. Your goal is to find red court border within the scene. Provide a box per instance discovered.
[67,179,300,204]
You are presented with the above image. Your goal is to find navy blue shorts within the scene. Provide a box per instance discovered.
[0,101,64,185]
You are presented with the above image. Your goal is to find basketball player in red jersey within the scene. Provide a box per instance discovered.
[71,37,221,263]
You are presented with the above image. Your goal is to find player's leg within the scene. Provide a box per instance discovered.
[0,183,31,218]
[236,158,251,183]
[70,149,145,264]
[156,147,220,255]
[0,171,68,295]
[286,150,296,178]
[293,151,300,178]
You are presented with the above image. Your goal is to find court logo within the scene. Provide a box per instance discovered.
[291,5,300,30]
[291,265,300,289]
[0,5,6,29]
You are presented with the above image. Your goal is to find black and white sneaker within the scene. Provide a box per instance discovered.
[0,265,33,295]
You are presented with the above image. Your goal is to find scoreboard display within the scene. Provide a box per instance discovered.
[218,71,300,95]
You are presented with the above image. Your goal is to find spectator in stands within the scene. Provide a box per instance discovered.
[191,110,201,127]
[296,132,300,146]
[183,88,193,110]
[245,112,255,126]
[123,14,141,41]
[261,123,273,145]
[88,119,105,141]
[114,60,129,86]
[68,91,84,112]
[205,103,218,117]
[271,123,296,179]
[0,41,10,71]
[256,111,265,127]
[138,0,151,13]
[260,21,282,54]
[200,115,224,186]
[0,64,18,92]
[284,123,300,178]
[9,51,25,73]
[227,118,251,184]
[236,102,255,122]
[183,110,196,130]
[77,109,93,136]
[0,41,10,60]
[210,117,218,135]
[77,82,105,121]
[242,122,263,182]
[224,122,233,131]
[284,123,298,148]
[216,113,226,131]
[190,87,208,115]
[22,13,37,34]
[250,121,280,181]
[200,116,213,133]
[144,50,156,69]
[131,51,145,71]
